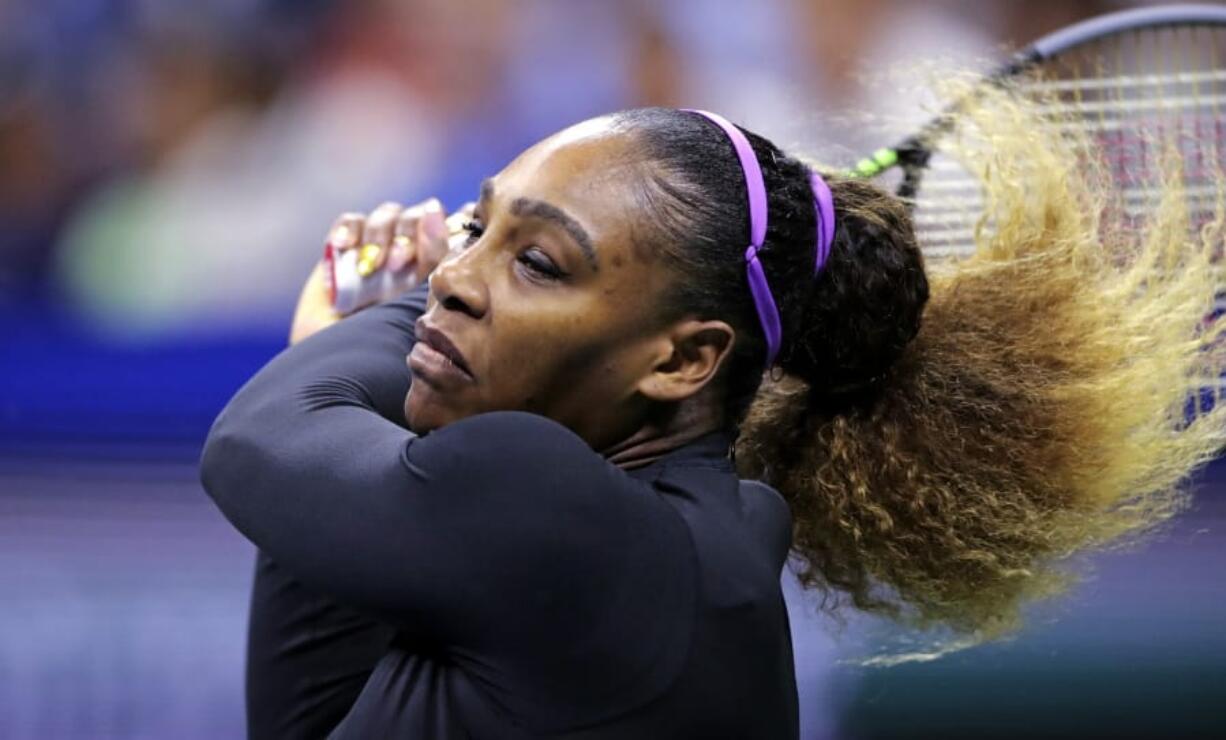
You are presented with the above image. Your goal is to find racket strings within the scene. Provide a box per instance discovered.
[912,25,1226,267]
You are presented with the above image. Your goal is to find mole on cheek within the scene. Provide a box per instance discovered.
[611,255,624,268]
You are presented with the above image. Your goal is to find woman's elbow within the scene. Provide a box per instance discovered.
[199,409,255,508]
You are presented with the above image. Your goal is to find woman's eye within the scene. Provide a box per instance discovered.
[460,220,484,247]
[518,247,564,280]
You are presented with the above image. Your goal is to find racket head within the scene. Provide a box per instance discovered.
[893,6,1226,271]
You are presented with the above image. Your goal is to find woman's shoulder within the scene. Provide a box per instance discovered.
[735,479,793,570]
[654,465,793,596]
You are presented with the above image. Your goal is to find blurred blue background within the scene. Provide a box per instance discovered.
[2,0,1223,738]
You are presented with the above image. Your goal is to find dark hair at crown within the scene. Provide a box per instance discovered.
[612,107,930,422]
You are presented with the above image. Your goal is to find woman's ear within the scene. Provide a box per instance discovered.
[637,319,736,402]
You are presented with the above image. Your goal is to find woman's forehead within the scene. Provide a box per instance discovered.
[484,119,661,272]
[504,116,633,184]
[490,119,643,220]
[544,116,622,149]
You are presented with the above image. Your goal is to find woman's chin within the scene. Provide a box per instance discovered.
[404,386,458,434]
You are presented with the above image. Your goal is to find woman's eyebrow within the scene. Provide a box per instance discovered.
[510,197,598,271]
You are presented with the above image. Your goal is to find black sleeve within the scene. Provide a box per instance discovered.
[199,284,696,714]
[245,551,394,740]
[244,287,427,740]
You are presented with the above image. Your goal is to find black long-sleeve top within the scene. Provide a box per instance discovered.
[200,284,800,738]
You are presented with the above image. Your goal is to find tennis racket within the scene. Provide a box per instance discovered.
[850,3,1226,266]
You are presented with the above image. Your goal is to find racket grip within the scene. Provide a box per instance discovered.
[324,242,420,316]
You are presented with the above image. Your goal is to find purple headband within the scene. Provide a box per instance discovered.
[684,110,835,367]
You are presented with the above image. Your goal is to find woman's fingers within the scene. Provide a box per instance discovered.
[328,212,365,252]
[326,197,456,283]
[356,201,404,277]
[390,202,426,273]
[414,198,450,282]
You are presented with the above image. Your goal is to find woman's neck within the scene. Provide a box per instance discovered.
[600,399,726,470]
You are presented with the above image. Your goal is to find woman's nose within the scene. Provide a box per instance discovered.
[428,249,488,320]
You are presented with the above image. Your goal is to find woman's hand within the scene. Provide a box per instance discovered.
[290,199,472,345]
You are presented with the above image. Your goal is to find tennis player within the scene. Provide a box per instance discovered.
[202,106,1224,738]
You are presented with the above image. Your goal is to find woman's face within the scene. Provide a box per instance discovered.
[405,117,693,448]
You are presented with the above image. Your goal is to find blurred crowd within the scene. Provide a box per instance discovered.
[1,0,1125,338]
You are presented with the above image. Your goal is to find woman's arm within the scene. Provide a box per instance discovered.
[246,551,394,739]
[242,200,452,739]
[199,284,694,656]
[240,198,460,740]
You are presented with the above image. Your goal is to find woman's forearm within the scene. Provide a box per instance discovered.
[199,285,427,608]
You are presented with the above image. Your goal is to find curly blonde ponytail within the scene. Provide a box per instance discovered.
[736,86,1226,639]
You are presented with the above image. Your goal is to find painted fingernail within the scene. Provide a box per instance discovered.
[357,243,381,277]
[387,235,411,271]
[331,224,355,248]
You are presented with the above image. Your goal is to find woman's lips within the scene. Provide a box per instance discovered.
[415,321,473,376]
[408,342,474,388]
[408,320,475,388]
